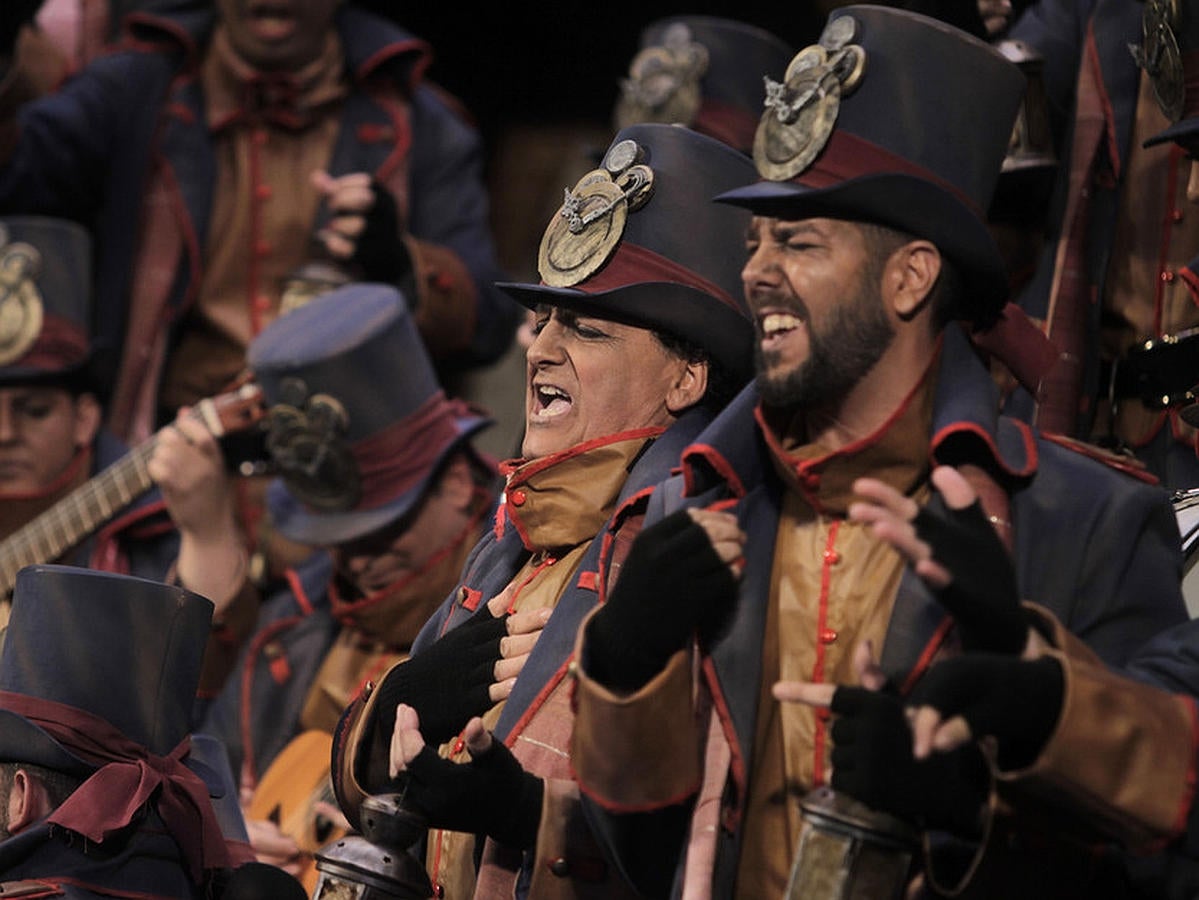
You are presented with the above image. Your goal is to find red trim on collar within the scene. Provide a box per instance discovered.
[931,419,1038,480]
[681,443,746,500]
[501,427,666,486]
[355,38,432,88]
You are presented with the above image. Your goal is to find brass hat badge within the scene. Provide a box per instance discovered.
[266,376,361,512]
[753,15,866,182]
[0,224,45,367]
[538,138,655,288]
[613,22,710,131]
[1132,0,1184,122]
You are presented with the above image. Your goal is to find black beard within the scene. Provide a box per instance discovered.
[755,283,894,410]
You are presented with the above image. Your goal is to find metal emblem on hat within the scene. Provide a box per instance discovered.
[266,377,361,512]
[0,223,45,367]
[753,15,866,182]
[614,22,709,131]
[538,138,655,287]
[1133,0,1184,122]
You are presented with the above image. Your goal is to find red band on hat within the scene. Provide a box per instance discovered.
[349,392,476,510]
[12,314,89,371]
[694,97,759,155]
[0,691,231,882]
[798,128,980,216]
[1183,50,1199,121]
[570,241,742,315]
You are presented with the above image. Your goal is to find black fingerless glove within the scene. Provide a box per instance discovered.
[907,654,1064,771]
[398,739,544,849]
[584,510,737,693]
[830,686,990,837]
[913,499,1027,654]
[375,604,509,746]
[348,180,412,285]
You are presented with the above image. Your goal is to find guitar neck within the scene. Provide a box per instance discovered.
[0,437,159,597]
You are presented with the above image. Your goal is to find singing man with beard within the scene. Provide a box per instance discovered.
[569,7,1192,898]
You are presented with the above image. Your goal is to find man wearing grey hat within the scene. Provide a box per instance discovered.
[569,7,1193,898]
[197,281,507,891]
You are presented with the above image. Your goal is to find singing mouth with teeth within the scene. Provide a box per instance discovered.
[531,383,573,420]
[760,312,804,339]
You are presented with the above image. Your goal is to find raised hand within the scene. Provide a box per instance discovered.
[907,653,1064,771]
[774,642,988,837]
[311,171,411,284]
[850,465,1029,654]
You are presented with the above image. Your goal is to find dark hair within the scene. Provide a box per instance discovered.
[0,760,83,809]
[652,330,740,415]
[859,222,964,332]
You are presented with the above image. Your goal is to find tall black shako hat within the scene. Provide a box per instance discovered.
[718,5,1026,326]
[0,566,234,879]
[499,122,757,384]
[614,16,795,155]
[0,565,212,775]
[1138,0,1199,147]
[250,283,492,547]
[0,216,97,388]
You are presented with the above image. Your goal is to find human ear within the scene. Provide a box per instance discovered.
[888,241,942,320]
[665,359,710,415]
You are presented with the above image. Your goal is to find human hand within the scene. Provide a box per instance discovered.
[979,0,1014,36]
[907,653,1063,771]
[850,466,1028,654]
[311,170,410,284]
[148,409,235,541]
[584,507,744,692]
[148,408,248,614]
[388,706,543,848]
[243,816,304,877]
[774,642,988,837]
[373,588,551,746]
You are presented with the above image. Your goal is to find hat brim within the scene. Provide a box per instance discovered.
[267,411,492,547]
[497,280,754,384]
[0,709,96,777]
[1144,117,1199,148]
[715,173,1010,324]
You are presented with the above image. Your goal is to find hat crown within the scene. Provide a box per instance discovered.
[0,565,213,757]
[249,284,441,442]
[757,5,1025,212]
[507,122,759,381]
[617,16,794,151]
[250,284,491,544]
[0,216,93,379]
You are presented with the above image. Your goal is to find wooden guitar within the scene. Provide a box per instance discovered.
[247,729,350,894]
[0,382,266,599]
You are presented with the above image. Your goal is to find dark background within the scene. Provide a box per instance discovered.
[366,2,830,152]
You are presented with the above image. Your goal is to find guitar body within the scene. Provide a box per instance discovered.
[248,729,349,894]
